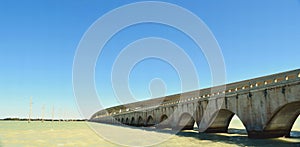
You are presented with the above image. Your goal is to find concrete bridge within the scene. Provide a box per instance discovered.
[90,69,300,138]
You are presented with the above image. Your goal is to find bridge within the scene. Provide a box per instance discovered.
[90,69,300,138]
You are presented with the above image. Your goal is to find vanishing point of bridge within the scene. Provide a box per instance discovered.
[90,69,300,138]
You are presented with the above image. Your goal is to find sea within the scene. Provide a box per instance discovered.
[0,117,299,146]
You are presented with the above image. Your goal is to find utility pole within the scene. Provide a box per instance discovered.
[60,108,66,122]
[52,106,54,122]
[28,97,32,123]
[58,108,61,122]
[41,105,45,123]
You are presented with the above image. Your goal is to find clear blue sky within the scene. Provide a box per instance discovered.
[0,0,300,119]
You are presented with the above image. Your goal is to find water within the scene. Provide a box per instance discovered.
[0,121,114,147]
[0,119,299,146]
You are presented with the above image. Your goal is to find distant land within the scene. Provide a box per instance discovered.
[0,118,87,122]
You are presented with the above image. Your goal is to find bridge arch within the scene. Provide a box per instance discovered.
[121,118,124,124]
[205,109,246,133]
[137,116,144,127]
[146,115,155,127]
[160,114,168,122]
[262,101,300,138]
[130,117,135,126]
[125,117,129,125]
[176,113,196,130]
[157,114,170,129]
[291,115,300,137]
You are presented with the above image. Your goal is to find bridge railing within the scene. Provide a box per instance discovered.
[91,69,300,119]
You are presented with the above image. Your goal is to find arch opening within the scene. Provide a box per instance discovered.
[157,114,169,129]
[137,116,144,127]
[193,122,198,131]
[160,115,168,122]
[130,117,135,126]
[205,109,247,135]
[125,117,129,125]
[263,102,300,138]
[290,115,300,137]
[176,113,196,130]
[121,118,124,124]
[146,115,155,127]
[228,114,247,135]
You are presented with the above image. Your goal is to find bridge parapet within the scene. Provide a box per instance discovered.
[90,69,300,138]
[92,69,300,118]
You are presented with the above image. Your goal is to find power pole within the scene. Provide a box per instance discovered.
[28,97,32,123]
[41,105,45,123]
[60,108,66,122]
[58,108,61,122]
[52,106,54,122]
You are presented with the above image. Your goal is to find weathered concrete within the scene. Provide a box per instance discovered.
[90,69,300,138]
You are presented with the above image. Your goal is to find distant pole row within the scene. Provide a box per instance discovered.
[27,97,75,123]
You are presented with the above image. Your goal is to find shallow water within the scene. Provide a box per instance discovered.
[0,119,299,146]
[0,121,115,147]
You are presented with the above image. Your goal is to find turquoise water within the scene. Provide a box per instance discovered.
[0,119,299,147]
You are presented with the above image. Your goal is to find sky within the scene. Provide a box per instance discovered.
[0,0,300,119]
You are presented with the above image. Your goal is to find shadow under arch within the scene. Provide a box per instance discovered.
[121,118,124,124]
[262,101,300,138]
[156,114,169,129]
[160,114,168,122]
[130,117,135,126]
[205,109,247,134]
[145,115,155,127]
[125,117,129,125]
[175,112,196,130]
[137,116,144,127]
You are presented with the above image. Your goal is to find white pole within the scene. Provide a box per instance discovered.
[28,97,32,123]
[52,106,54,122]
[41,105,45,123]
